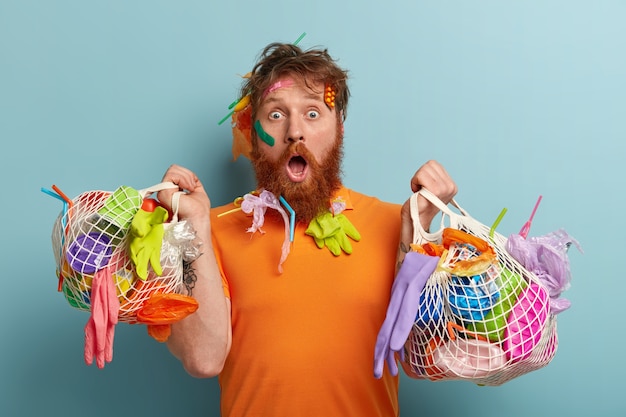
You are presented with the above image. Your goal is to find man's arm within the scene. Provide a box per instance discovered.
[158,165,232,378]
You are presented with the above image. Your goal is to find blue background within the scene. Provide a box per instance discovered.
[1,0,622,415]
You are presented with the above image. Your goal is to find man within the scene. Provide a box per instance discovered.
[157,42,457,416]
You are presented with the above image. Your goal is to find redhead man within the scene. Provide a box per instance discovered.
[157,42,457,416]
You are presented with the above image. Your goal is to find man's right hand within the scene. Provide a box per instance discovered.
[158,164,212,227]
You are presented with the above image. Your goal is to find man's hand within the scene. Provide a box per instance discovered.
[158,164,212,228]
[398,161,457,266]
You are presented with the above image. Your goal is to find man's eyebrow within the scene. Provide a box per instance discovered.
[262,92,324,105]
[305,92,324,101]
[262,96,281,105]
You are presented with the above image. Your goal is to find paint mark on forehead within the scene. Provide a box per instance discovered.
[262,78,295,99]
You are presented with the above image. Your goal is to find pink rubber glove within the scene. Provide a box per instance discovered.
[84,265,120,368]
[374,252,438,378]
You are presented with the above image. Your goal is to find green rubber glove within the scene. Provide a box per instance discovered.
[129,206,169,280]
[305,212,361,256]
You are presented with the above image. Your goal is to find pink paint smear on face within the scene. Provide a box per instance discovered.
[262,79,295,98]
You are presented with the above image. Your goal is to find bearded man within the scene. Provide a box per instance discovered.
[158,42,457,417]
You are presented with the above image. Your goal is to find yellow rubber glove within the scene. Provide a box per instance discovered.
[129,206,169,280]
[305,212,361,256]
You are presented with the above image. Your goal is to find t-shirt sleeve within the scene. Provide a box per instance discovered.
[210,229,231,299]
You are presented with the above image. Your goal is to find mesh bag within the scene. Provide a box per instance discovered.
[400,189,559,386]
[50,182,197,324]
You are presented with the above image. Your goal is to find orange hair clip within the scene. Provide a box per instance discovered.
[324,84,336,109]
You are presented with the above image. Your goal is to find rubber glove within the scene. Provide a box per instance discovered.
[129,206,169,280]
[84,265,120,368]
[136,292,200,342]
[305,212,361,256]
[374,252,439,378]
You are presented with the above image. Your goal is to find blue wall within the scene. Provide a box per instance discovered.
[2,1,622,415]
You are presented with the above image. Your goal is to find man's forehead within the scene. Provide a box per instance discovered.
[263,78,295,98]
[263,76,324,99]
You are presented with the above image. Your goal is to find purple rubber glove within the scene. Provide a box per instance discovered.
[84,264,120,368]
[374,252,439,378]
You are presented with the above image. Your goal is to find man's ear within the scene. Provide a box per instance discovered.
[339,110,345,135]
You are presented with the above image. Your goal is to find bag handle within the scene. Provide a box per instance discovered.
[139,181,185,223]
[138,181,179,197]
[409,188,471,244]
[169,190,184,223]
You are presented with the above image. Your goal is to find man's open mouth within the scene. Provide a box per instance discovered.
[286,154,309,182]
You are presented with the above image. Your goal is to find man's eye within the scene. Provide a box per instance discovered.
[307,111,319,119]
[270,112,282,120]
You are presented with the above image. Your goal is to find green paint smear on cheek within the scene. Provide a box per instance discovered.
[254,120,275,146]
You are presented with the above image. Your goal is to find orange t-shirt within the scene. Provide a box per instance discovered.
[211,187,402,417]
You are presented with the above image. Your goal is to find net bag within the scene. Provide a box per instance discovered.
[400,189,562,386]
[49,182,200,342]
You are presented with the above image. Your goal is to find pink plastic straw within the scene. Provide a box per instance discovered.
[519,195,542,239]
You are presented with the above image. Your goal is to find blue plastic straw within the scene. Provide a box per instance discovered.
[279,196,295,242]
[41,186,69,247]
[41,187,64,202]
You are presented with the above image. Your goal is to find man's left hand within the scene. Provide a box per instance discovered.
[398,160,457,266]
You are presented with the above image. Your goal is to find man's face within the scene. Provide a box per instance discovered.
[251,76,344,223]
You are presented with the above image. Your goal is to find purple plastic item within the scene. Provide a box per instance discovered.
[506,229,582,314]
[66,232,113,275]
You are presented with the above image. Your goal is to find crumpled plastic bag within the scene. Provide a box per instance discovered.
[448,274,500,321]
[505,229,582,314]
[162,220,202,265]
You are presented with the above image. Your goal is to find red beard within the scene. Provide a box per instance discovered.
[251,138,344,223]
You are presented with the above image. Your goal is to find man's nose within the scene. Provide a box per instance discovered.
[286,118,304,143]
